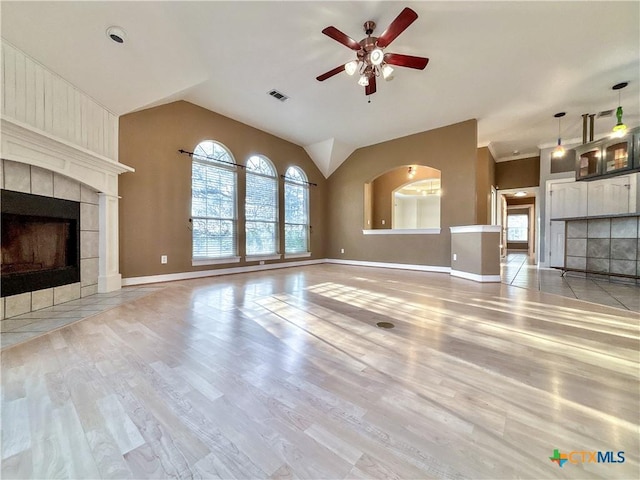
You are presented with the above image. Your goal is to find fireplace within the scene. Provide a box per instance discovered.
[1,189,80,297]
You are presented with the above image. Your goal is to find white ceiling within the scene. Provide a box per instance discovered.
[2,1,639,176]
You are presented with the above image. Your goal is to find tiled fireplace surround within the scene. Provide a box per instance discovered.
[1,159,101,319]
[1,41,133,322]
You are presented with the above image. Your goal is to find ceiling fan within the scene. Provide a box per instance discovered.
[316,7,429,96]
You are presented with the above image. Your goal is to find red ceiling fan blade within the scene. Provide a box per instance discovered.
[365,75,377,96]
[316,65,345,81]
[322,26,361,51]
[384,53,429,70]
[376,7,418,49]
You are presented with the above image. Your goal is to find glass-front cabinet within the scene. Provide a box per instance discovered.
[576,146,601,179]
[575,126,638,181]
[603,138,631,174]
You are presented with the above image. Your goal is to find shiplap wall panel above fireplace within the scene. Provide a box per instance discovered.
[1,40,134,302]
[1,41,118,160]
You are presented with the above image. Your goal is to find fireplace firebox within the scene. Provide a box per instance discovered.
[1,189,80,297]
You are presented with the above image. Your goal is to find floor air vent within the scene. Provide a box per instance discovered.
[376,321,395,329]
[268,89,289,102]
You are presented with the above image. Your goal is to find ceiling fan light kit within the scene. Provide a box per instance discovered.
[317,7,429,96]
[345,60,358,76]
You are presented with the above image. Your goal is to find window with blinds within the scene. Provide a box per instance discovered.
[245,155,278,256]
[284,166,309,254]
[191,141,237,259]
[507,214,528,241]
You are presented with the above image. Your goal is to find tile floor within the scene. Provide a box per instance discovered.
[502,252,640,312]
[0,286,163,349]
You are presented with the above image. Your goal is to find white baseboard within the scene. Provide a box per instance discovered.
[122,258,326,286]
[326,258,451,273]
[123,258,460,287]
[450,269,501,283]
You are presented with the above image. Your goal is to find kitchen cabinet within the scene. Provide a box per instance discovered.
[587,174,636,216]
[575,126,638,181]
[549,181,588,219]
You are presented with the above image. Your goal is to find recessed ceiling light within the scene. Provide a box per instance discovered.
[514,191,527,197]
[106,26,126,44]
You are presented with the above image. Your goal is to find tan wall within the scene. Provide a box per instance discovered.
[118,101,326,279]
[506,196,536,206]
[451,231,501,275]
[495,156,540,190]
[476,147,496,224]
[327,119,478,267]
[370,165,440,229]
[550,149,576,173]
[508,207,530,216]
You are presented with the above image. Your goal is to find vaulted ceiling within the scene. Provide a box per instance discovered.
[2,1,639,176]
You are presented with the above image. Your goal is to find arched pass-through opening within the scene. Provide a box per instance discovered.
[364,165,441,231]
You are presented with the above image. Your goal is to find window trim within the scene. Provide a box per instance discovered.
[284,252,312,259]
[191,140,238,260]
[246,254,282,262]
[284,166,310,254]
[192,256,241,266]
[245,155,279,257]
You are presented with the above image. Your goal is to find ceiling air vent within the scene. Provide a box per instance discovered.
[598,109,614,118]
[268,89,289,102]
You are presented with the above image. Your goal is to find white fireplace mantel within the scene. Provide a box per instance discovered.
[1,41,134,294]
[1,116,134,293]
[1,117,133,195]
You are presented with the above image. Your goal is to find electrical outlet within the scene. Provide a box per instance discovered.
[259,260,265,265]
[161,255,168,264]
[382,219,386,225]
[341,248,345,254]
[453,253,457,261]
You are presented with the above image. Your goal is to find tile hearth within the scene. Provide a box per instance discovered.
[0,286,163,349]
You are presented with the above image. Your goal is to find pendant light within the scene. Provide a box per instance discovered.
[552,112,566,159]
[612,82,628,138]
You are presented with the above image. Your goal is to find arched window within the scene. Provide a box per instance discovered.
[191,140,238,262]
[284,166,309,254]
[245,155,278,256]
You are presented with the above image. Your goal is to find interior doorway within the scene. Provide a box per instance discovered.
[496,187,539,264]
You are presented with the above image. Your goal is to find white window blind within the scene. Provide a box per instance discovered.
[191,141,237,259]
[284,166,309,254]
[507,214,528,241]
[246,155,278,256]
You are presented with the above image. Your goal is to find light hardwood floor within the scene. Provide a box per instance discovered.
[1,264,639,479]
